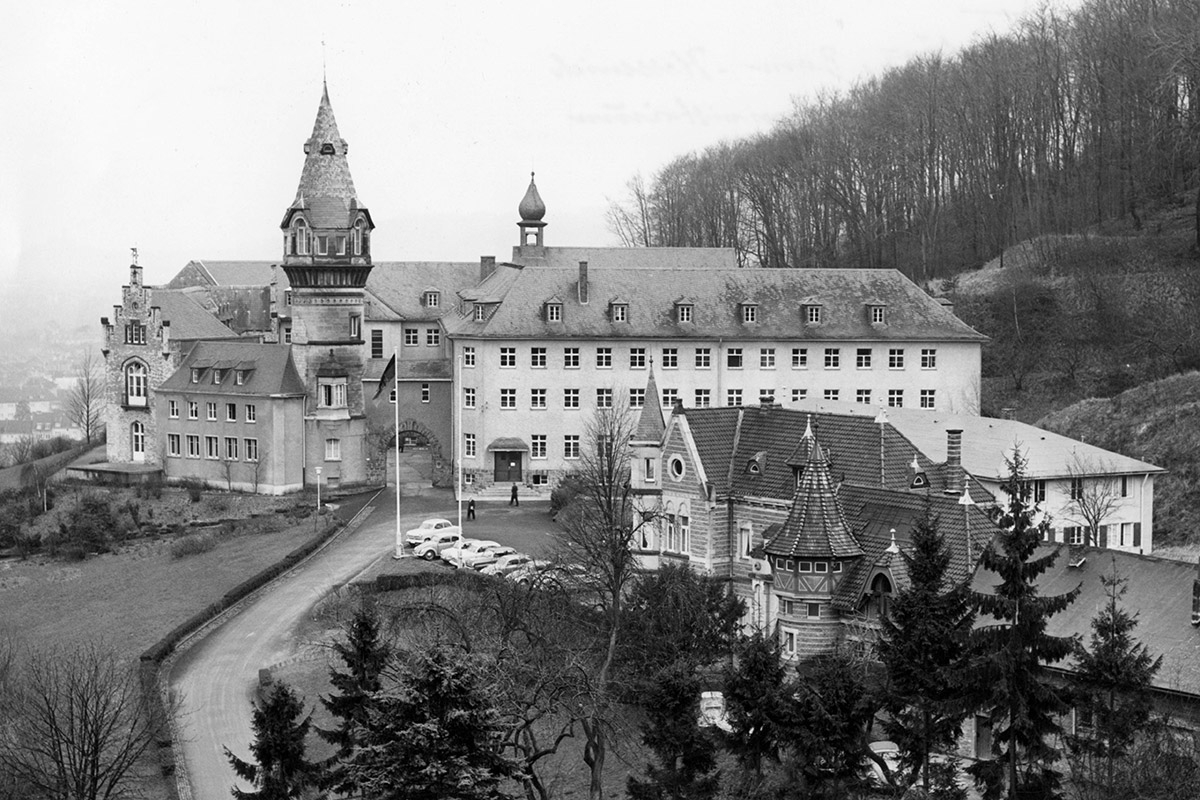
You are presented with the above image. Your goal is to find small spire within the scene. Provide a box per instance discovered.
[803,415,814,440]
[886,529,900,553]
[633,366,666,443]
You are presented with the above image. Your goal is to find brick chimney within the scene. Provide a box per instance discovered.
[944,429,964,496]
[480,255,496,281]
[578,261,589,304]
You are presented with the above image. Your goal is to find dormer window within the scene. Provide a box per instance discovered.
[869,304,887,324]
[474,304,486,322]
[676,303,694,323]
[611,303,628,323]
[319,142,336,155]
[212,369,222,386]
[316,236,328,256]
[235,370,246,386]
[741,303,758,324]
[805,305,823,325]
[291,218,309,256]
[191,368,201,383]
[546,302,563,322]
[425,291,440,308]
[352,221,363,255]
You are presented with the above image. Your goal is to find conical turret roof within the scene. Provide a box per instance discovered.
[519,172,546,221]
[292,83,359,214]
[765,418,863,559]
[633,368,666,443]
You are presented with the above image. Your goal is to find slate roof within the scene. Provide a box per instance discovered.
[766,426,863,559]
[150,290,241,341]
[365,263,481,321]
[794,399,1162,480]
[512,246,738,271]
[633,369,666,443]
[972,546,1200,698]
[444,264,985,342]
[159,341,305,396]
[292,84,356,208]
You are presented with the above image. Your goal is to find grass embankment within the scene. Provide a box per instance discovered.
[1039,371,1200,548]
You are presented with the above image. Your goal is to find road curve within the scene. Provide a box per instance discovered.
[170,486,453,800]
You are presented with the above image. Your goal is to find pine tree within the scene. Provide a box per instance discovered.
[345,645,521,799]
[319,604,391,795]
[878,511,974,794]
[964,452,1081,800]
[722,631,789,778]
[786,653,875,800]
[224,680,325,800]
[1067,558,1161,800]
[627,663,719,800]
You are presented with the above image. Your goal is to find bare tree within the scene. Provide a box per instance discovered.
[67,350,104,445]
[1066,455,1122,548]
[0,643,158,800]
[555,402,657,800]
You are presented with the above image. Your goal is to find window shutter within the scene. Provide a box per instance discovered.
[1133,523,1142,548]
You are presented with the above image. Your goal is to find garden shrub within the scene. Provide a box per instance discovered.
[185,480,204,503]
[169,532,218,559]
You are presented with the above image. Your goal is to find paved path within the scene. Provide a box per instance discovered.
[170,484,452,800]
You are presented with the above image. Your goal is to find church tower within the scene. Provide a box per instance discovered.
[280,83,375,488]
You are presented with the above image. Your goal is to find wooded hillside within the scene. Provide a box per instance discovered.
[607,0,1200,284]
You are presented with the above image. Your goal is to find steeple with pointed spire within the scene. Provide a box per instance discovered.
[633,367,666,444]
[281,82,374,286]
[517,172,547,250]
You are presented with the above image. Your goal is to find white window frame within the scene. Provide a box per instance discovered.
[325,438,342,461]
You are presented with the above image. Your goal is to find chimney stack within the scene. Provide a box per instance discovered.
[480,255,496,281]
[578,261,589,304]
[945,429,964,496]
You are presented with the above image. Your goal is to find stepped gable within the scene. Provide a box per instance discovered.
[765,420,863,559]
[633,368,666,443]
[444,264,985,341]
[832,483,997,612]
[159,340,305,396]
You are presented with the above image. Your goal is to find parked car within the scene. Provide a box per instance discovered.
[413,531,464,561]
[481,553,538,577]
[441,539,500,567]
[464,546,517,570]
[698,691,732,732]
[505,559,554,584]
[402,518,459,548]
[867,740,903,785]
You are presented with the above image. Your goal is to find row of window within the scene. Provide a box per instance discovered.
[462,345,937,371]
[167,434,260,461]
[1055,523,1142,548]
[464,386,937,410]
[286,217,369,257]
[533,300,885,327]
[168,400,257,423]
[463,433,580,460]
[189,367,253,386]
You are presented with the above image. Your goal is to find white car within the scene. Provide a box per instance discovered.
[464,545,517,571]
[413,531,464,561]
[506,559,554,584]
[441,539,500,567]
[402,518,459,548]
[481,552,537,576]
[867,740,903,785]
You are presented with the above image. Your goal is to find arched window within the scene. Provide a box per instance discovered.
[131,421,145,462]
[865,573,893,620]
[125,361,148,407]
[293,218,309,256]
[353,220,364,255]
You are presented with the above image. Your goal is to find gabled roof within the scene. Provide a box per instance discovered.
[159,341,305,396]
[633,369,665,443]
[443,264,985,341]
[365,263,481,321]
[972,546,1200,698]
[149,289,241,341]
[513,246,737,271]
[765,424,863,559]
[795,399,1162,480]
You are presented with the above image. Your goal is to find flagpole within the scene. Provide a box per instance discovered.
[456,352,463,529]
[393,345,401,553]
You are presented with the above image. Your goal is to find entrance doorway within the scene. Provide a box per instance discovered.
[493,451,523,483]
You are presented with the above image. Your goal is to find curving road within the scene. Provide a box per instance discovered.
[170,485,451,800]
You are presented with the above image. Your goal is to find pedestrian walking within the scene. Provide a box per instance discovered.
[467,498,476,520]
[510,483,519,506]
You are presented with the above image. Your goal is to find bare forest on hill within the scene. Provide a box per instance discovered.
[607,0,1200,283]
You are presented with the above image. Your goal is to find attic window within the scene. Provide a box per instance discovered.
[212,369,222,386]
[235,370,246,386]
[473,304,486,322]
[546,302,563,322]
[611,303,628,323]
[870,304,887,324]
[746,450,767,475]
[320,142,336,155]
[676,303,693,323]
[741,303,758,324]
[190,368,201,383]
[805,305,822,325]
[425,291,440,308]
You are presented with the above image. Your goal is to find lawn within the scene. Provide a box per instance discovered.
[0,507,321,661]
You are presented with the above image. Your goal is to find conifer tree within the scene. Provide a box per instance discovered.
[345,645,521,799]
[319,604,391,795]
[627,663,719,800]
[224,680,325,800]
[722,631,789,778]
[786,653,875,800]
[963,452,1081,800]
[1067,558,1161,800]
[878,511,974,794]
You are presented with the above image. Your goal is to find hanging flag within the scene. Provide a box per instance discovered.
[373,353,396,400]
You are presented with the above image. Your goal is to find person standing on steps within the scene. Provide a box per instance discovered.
[467,498,476,520]
[510,483,519,506]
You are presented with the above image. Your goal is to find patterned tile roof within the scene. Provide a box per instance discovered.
[444,264,986,342]
[159,341,305,396]
[766,424,863,559]
[972,546,1200,698]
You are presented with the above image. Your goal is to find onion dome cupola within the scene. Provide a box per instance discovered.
[766,418,864,560]
[517,172,547,248]
[280,82,375,288]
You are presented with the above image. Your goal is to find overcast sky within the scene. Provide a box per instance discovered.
[1,0,1079,332]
